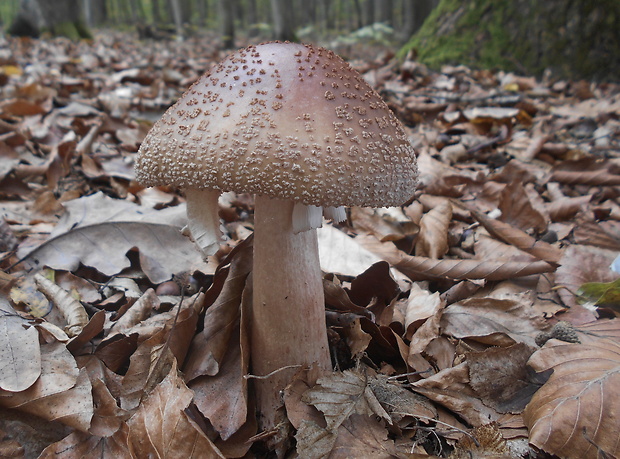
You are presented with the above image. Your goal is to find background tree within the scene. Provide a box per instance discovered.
[9,0,92,39]
[270,0,296,41]
[400,0,620,80]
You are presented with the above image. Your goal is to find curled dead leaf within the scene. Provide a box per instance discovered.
[35,274,88,337]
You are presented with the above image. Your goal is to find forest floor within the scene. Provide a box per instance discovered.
[0,31,619,458]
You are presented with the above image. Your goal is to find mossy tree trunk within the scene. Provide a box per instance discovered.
[9,0,92,40]
[399,0,620,81]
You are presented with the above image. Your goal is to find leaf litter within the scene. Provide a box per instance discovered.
[0,31,619,458]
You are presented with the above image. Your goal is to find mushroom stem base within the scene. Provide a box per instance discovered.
[252,195,331,431]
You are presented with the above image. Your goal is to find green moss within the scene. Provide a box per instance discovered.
[44,20,93,40]
[398,0,620,80]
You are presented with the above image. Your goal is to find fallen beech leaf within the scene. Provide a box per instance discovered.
[404,283,443,340]
[550,158,620,186]
[351,206,416,242]
[21,222,205,284]
[356,234,555,281]
[302,370,391,431]
[441,298,545,347]
[190,326,248,441]
[39,424,133,459]
[329,414,401,458]
[107,288,158,338]
[89,378,130,437]
[546,195,592,222]
[555,245,616,323]
[184,242,251,380]
[498,180,547,233]
[0,296,40,392]
[467,343,539,413]
[295,420,337,458]
[0,98,47,116]
[369,375,437,424]
[0,348,94,433]
[415,200,452,258]
[524,338,620,458]
[412,363,501,426]
[472,210,562,264]
[127,361,225,458]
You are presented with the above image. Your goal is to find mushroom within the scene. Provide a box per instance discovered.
[135,42,417,431]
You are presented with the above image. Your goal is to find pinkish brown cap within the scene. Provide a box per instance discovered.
[135,42,417,207]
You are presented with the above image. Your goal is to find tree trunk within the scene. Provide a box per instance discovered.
[219,0,235,48]
[270,0,296,41]
[169,0,184,39]
[400,0,620,81]
[9,0,91,38]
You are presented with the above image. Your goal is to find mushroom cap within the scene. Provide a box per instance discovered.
[135,42,417,207]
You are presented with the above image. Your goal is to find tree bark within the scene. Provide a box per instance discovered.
[219,0,235,48]
[270,0,296,41]
[400,0,620,81]
[9,0,91,38]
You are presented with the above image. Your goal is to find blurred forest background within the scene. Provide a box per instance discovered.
[2,0,619,80]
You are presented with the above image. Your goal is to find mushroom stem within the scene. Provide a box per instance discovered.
[252,195,331,430]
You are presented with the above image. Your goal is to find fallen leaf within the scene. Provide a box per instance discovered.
[467,343,539,413]
[127,361,225,458]
[0,342,93,432]
[20,222,205,283]
[39,424,134,459]
[441,298,545,348]
[415,200,452,258]
[0,296,40,392]
[524,338,620,458]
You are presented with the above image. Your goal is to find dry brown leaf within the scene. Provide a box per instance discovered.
[466,343,538,413]
[555,245,616,323]
[351,207,415,243]
[20,222,205,284]
[295,420,338,459]
[550,158,620,186]
[472,210,562,264]
[34,273,88,338]
[127,361,225,458]
[189,326,248,441]
[38,424,134,459]
[184,242,252,380]
[441,298,545,348]
[0,296,40,392]
[107,288,158,338]
[356,234,555,281]
[89,378,131,438]
[329,414,402,459]
[404,283,443,341]
[415,201,452,258]
[0,342,93,432]
[369,375,437,424]
[119,333,174,412]
[412,363,502,426]
[498,180,547,233]
[524,338,620,458]
[302,370,391,432]
[545,195,592,222]
[573,220,620,251]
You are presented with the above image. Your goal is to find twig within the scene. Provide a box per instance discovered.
[244,365,302,380]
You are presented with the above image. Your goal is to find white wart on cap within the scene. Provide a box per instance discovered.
[135,41,417,209]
